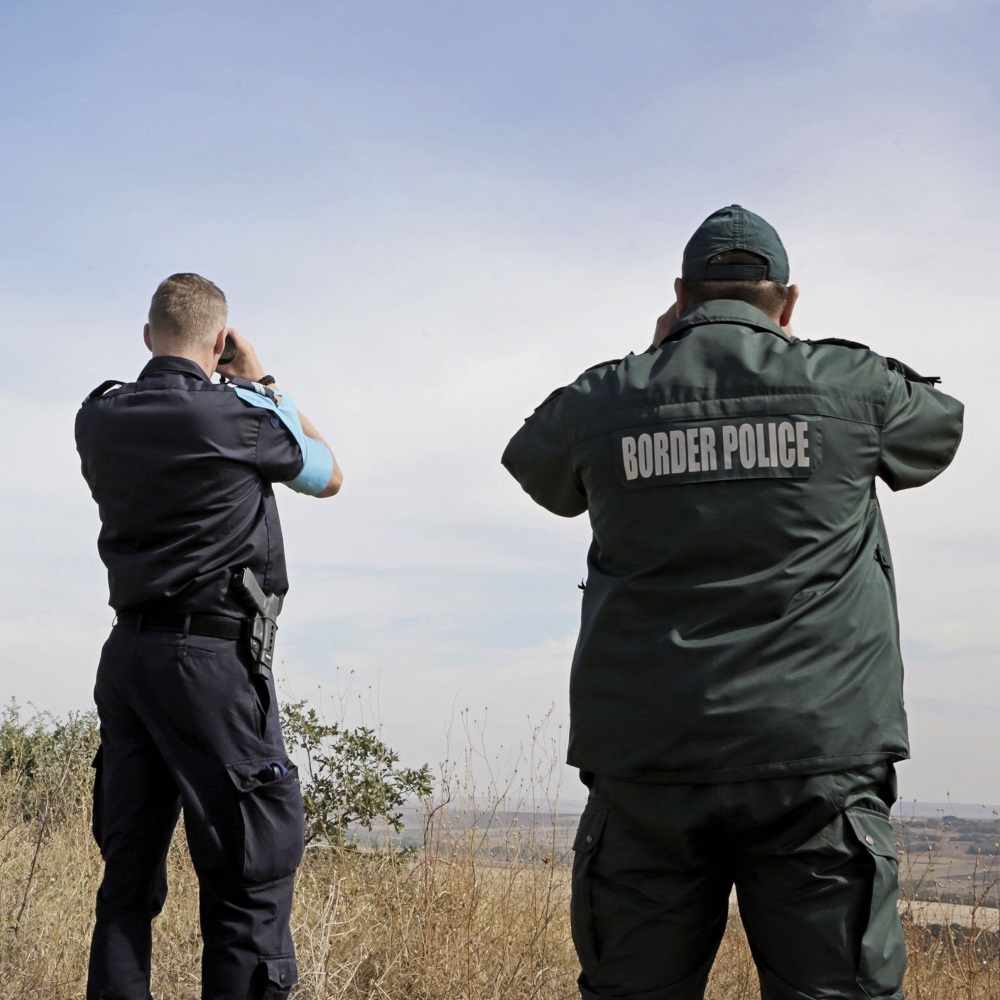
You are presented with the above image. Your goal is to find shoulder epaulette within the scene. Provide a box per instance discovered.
[535,386,566,410]
[805,337,871,351]
[805,340,941,384]
[886,357,941,385]
[82,380,124,404]
[224,376,279,401]
[584,357,623,373]
[532,357,625,412]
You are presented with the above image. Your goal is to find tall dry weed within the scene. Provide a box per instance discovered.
[894,804,1000,1000]
[2,703,999,999]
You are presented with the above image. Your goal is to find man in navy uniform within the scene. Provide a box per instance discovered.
[76,273,342,1000]
[502,207,964,1000]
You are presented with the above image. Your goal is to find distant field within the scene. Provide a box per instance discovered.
[894,812,1000,915]
[358,803,1000,923]
[904,899,1000,931]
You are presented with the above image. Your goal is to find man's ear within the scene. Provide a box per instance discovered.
[674,277,689,316]
[212,326,228,357]
[779,284,799,332]
[143,323,152,353]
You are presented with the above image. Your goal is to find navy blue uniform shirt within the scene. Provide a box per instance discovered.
[76,356,309,615]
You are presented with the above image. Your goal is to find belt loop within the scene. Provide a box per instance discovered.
[137,610,144,631]
[182,613,192,638]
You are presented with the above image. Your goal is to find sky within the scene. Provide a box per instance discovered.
[2,0,997,808]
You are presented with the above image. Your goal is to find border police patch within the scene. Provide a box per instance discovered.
[613,415,823,488]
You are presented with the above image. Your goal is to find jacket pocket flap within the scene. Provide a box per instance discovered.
[573,804,608,854]
[846,807,897,860]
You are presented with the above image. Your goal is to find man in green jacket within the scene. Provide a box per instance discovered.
[502,205,964,1000]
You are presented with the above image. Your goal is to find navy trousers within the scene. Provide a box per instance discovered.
[572,764,905,1000]
[88,622,305,1000]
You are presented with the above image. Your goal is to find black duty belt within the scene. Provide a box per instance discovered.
[116,608,244,640]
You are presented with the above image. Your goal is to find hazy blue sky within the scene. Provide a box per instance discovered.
[3,0,996,806]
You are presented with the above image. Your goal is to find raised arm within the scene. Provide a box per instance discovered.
[878,369,964,491]
[218,327,343,498]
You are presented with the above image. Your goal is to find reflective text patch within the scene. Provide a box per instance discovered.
[614,416,822,488]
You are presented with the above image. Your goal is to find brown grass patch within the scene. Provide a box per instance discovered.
[3,771,999,999]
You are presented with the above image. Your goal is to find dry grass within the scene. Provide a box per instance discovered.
[3,771,999,999]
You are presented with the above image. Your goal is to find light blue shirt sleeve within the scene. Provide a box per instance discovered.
[232,385,335,495]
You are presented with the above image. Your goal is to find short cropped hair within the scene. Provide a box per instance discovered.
[681,251,788,319]
[148,273,228,346]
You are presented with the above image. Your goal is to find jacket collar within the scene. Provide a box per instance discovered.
[664,300,789,345]
[137,355,212,382]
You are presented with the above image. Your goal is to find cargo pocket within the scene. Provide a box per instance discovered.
[258,954,298,998]
[224,757,305,884]
[90,745,104,849]
[846,807,906,999]
[571,803,608,980]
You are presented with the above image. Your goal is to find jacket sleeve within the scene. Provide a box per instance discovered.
[877,370,964,491]
[501,391,588,517]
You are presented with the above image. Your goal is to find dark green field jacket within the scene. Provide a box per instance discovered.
[502,301,964,781]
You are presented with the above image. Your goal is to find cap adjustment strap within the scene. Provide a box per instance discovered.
[702,264,768,281]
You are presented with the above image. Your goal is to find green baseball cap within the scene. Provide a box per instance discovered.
[682,205,789,283]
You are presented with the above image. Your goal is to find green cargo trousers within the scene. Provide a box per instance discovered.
[571,763,905,1000]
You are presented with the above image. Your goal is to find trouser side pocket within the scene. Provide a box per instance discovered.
[571,803,609,981]
[845,807,906,999]
[225,757,306,884]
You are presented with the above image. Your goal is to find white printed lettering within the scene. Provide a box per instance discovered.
[795,421,810,467]
[700,426,718,470]
[622,436,638,480]
[722,425,738,469]
[654,431,669,476]
[738,423,756,469]
[638,433,654,478]
[622,418,813,484]
[669,429,687,473]
[755,423,772,468]
[778,422,796,468]
[686,427,701,472]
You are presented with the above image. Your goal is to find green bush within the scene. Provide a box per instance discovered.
[1,697,432,851]
[280,699,433,847]
[0,700,99,825]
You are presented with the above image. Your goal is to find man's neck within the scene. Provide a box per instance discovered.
[150,346,216,379]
